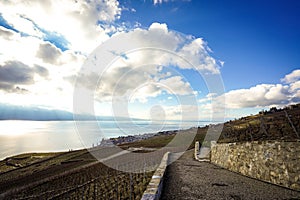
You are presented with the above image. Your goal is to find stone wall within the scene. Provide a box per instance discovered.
[210,140,300,191]
[141,152,170,200]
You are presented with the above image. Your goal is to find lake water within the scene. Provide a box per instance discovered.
[0,120,209,160]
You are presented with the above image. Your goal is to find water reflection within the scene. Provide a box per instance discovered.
[0,120,201,160]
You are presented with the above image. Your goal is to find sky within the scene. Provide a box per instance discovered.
[0,0,300,121]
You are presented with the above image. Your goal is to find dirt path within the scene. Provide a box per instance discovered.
[161,150,300,200]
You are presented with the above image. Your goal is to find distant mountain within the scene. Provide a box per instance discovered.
[0,103,144,121]
[0,103,73,120]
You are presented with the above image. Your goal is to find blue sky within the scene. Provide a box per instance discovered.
[118,0,300,90]
[0,0,299,121]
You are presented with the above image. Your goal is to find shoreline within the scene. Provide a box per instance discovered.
[0,120,208,161]
[0,128,181,162]
[2,102,300,162]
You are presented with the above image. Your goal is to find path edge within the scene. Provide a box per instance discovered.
[141,152,170,200]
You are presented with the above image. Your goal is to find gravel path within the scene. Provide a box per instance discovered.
[161,150,300,200]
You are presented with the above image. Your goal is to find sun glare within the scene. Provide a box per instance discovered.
[0,121,45,136]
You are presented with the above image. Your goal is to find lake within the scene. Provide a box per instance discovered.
[0,120,209,160]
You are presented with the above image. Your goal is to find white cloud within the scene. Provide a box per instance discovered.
[0,0,122,111]
[129,83,163,104]
[290,80,300,92]
[36,42,63,65]
[127,76,193,103]
[159,76,193,95]
[198,93,217,103]
[153,0,191,5]
[0,26,85,110]
[0,15,222,114]
[265,84,289,101]
[149,22,168,33]
[178,38,220,73]
[0,0,122,53]
[0,26,15,40]
[113,35,215,75]
[90,64,194,104]
[281,69,300,84]
[0,27,41,66]
[212,69,300,110]
[107,22,220,74]
[153,0,167,5]
[73,22,221,106]
[0,26,85,70]
[195,70,300,120]
[221,84,290,109]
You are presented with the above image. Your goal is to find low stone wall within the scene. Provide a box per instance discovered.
[211,140,300,191]
[141,152,170,200]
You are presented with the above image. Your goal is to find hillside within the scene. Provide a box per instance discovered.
[218,104,300,143]
[119,103,300,150]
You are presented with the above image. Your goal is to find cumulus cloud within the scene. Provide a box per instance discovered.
[72,65,165,102]
[0,0,122,53]
[281,69,300,84]
[159,76,193,95]
[36,42,62,65]
[128,75,193,103]
[208,69,300,110]
[290,80,300,92]
[1,7,222,113]
[0,83,28,93]
[0,0,122,110]
[106,23,220,74]
[36,41,80,66]
[0,26,81,67]
[34,65,49,78]
[130,84,163,103]
[75,62,196,104]
[0,25,85,76]
[0,61,34,85]
[71,22,221,107]
[0,26,15,40]
[222,84,291,108]
[0,60,52,94]
[0,61,38,93]
[178,38,220,73]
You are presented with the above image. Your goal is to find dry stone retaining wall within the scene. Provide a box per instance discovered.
[210,140,300,191]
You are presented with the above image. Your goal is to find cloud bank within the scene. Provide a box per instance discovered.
[194,69,300,120]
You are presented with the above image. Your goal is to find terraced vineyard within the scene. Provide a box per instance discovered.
[8,162,153,200]
[218,104,300,143]
[0,147,161,200]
